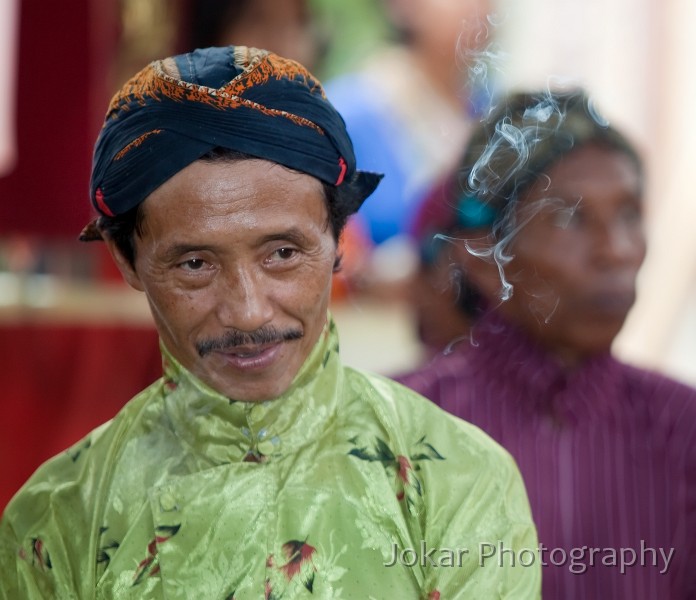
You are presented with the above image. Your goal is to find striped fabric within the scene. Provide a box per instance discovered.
[397,313,696,599]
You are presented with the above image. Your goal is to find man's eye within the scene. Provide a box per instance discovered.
[552,207,583,229]
[180,258,207,271]
[549,198,584,229]
[619,202,642,224]
[274,247,296,260]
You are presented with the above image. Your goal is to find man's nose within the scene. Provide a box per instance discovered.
[215,267,274,331]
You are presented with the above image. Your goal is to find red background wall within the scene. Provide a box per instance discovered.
[0,0,120,238]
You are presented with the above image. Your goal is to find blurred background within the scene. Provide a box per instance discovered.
[1,0,694,509]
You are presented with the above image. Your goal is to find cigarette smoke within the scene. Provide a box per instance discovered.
[444,24,612,303]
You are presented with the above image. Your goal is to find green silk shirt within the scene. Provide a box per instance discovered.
[0,319,540,598]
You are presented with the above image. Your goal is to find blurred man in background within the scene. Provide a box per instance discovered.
[398,89,696,598]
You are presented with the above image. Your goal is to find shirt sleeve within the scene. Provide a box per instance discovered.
[0,482,77,598]
[0,519,52,599]
[0,433,108,599]
[420,437,541,599]
[402,398,541,598]
[363,373,541,598]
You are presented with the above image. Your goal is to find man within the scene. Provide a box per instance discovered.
[0,46,539,598]
[398,89,696,598]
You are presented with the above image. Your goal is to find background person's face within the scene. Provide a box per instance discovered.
[120,158,337,402]
[387,0,492,56]
[495,143,646,364]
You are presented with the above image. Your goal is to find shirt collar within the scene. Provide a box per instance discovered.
[465,312,625,424]
[158,315,342,464]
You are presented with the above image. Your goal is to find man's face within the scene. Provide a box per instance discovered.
[117,158,337,402]
[495,143,646,364]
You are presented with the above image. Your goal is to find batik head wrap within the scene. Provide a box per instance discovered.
[82,45,381,237]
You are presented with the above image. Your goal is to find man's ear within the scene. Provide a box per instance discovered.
[101,235,145,292]
[449,231,503,302]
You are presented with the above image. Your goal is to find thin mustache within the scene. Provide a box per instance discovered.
[196,327,303,357]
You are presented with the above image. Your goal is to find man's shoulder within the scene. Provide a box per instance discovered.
[342,367,534,538]
[2,421,110,530]
[2,379,163,526]
[393,350,472,402]
[344,366,516,470]
[617,362,696,436]
[0,380,165,597]
[620,361,696,404]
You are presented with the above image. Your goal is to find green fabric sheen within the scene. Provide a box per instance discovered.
[0,318,540,599]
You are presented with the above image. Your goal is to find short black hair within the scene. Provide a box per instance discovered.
[457,89,643,236]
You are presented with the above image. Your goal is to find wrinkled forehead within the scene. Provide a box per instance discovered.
[518,141,644,200]
[135,157,331,237]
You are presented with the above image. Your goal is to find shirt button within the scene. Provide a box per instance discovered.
[159,491,178,512]
[258,440,276,456]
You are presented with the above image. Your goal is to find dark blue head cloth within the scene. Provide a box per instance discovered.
[89,46,381,219]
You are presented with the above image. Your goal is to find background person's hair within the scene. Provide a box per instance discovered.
[455,88,643,237]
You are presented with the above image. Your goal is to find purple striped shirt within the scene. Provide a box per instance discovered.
[396,314,696,599]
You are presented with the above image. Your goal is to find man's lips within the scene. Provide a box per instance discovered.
[212,342,284,371]
[226,343,274,358]
[582,289,636,316]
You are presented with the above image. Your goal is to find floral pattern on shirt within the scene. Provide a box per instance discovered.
[262,539,317,599]
[66,438,91,463]
[348,435,445,506]
[132,524,181,586]
[17,537,52,572]
[96,526,120,570]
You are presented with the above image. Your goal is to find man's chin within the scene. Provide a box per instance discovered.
[201,370,295,403]
[190,333,314,401]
